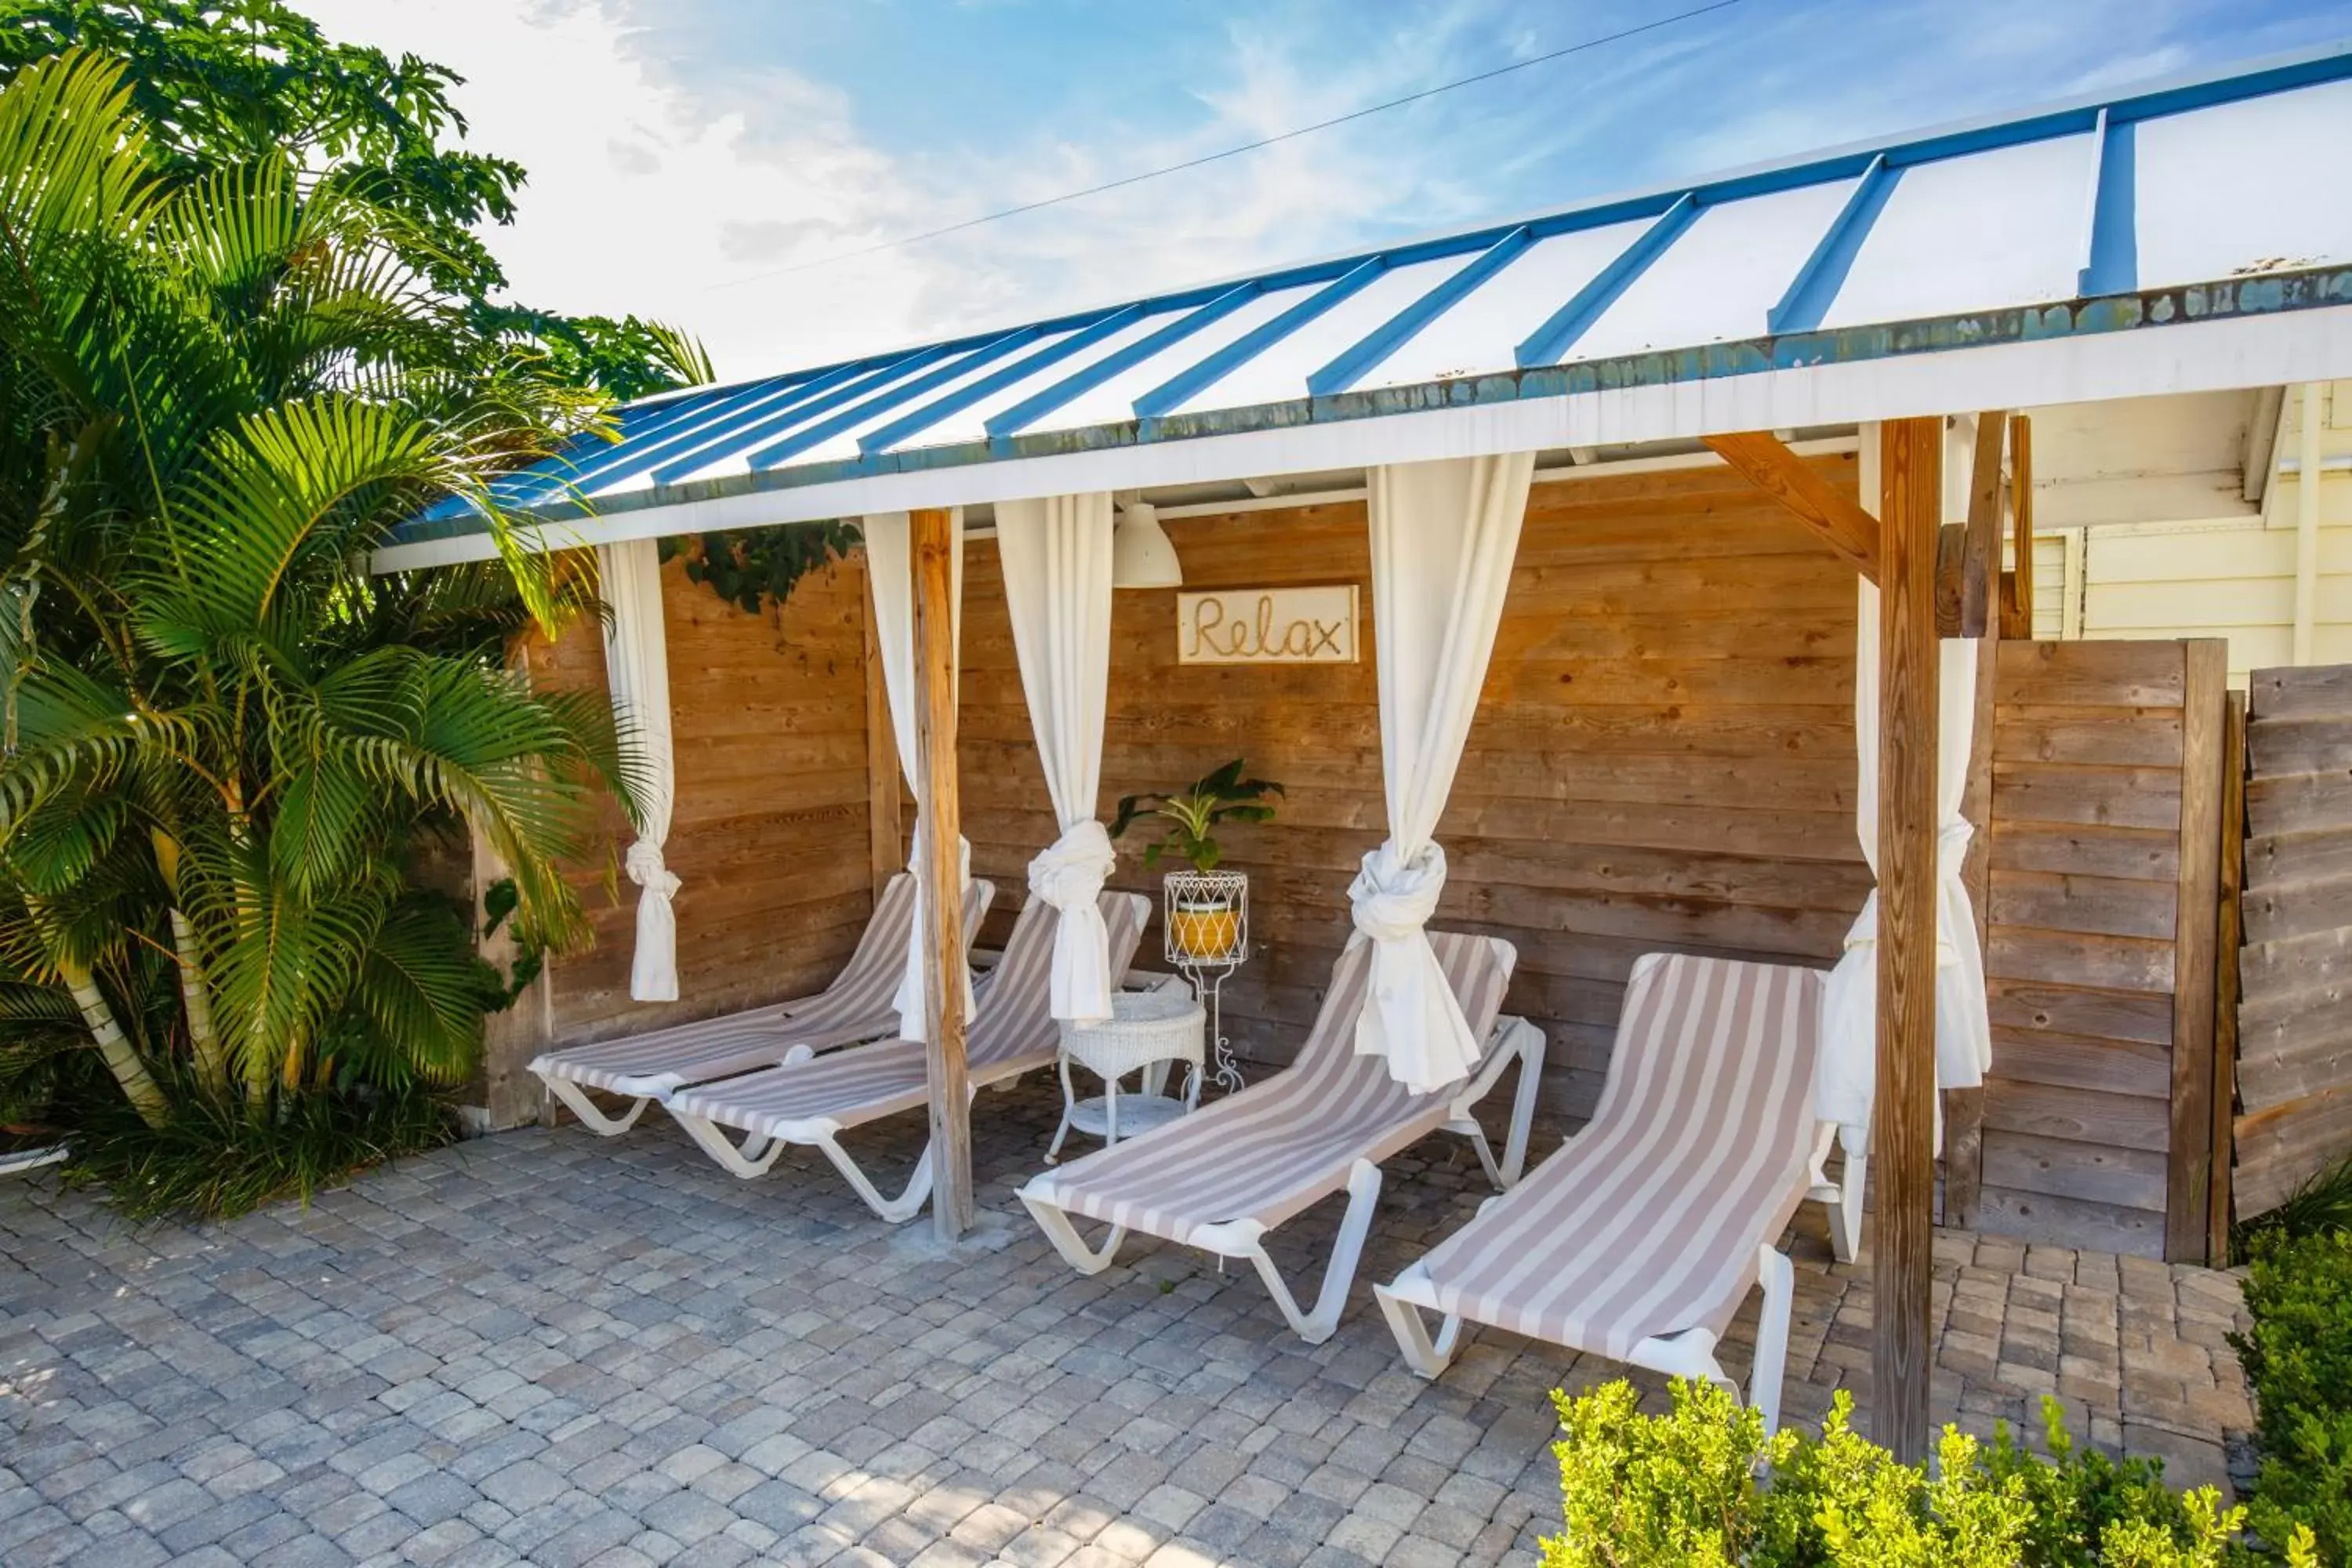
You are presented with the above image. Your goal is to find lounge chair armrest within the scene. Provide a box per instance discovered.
[1449,1016,1543,1118]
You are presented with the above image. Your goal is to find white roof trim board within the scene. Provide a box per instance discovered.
[378,42,2352,572]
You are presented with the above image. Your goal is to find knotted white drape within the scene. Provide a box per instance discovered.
[864,510,971,1043]
[597,538,680,1003]
[1352,452,1535,1094]
[998,493,1118,1026]
[1816,575,1995,1157]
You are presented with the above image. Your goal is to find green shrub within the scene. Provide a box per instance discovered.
[1543,1377,2245,1567]
[2234,1229,2352,1564]
[60,1079,459,1223]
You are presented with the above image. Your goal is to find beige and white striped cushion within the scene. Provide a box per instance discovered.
[665,891,1149,1140]
[535,877,984,1095]
[1409,953,1822,1360]
[1032,931,1515,1241]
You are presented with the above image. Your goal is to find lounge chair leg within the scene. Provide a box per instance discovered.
[1234,1157,1383,1345]
[1376,1272,1467,1380]
[818,1134,934,1223]
[1829,1149,1865,1265]
[669,1110,789,1178]
[1501,1019,1547,1188]
[1751,1243,1794,1436]
[1018,1189,1128,1274]
[539,1076,651,1138]
[1047,1054,1079,1164]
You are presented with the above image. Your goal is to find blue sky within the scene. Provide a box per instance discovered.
[311,0,2352,378]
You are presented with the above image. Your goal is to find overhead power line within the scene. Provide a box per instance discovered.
[710,0,1740,288]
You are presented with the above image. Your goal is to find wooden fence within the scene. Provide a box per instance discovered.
[1969,639,2228,1259]
[2235,664,2352,1218]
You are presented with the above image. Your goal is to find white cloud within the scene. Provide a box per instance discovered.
[304,0,951,376]
[301,0,1505,383]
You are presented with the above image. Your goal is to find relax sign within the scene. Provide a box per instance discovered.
[1177,586,1359,665]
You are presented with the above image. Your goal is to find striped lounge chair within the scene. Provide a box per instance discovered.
[1018,931,1546,1344]
[662,890,1151,1222]
[528,874,993,1135]
[1374,953,1824,1433]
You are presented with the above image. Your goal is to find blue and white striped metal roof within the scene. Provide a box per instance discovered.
[382,41,2352,569]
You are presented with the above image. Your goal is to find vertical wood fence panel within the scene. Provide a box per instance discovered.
[2235,663,2352,1218]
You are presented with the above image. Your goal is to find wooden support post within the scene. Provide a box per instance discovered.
[910,507,973,1242]
[1945,603,2001,1228]
[862,558,903,901]
[1875,417,1941,1465]
[1962,412,2007,638]
[2167,639,2229,1261]
[2000,415,2035,639]
[1704,431,1882,580]
[2209,689,2248,1264]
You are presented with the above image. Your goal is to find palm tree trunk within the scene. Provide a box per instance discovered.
[150,830,226,1094]
[58,957,170,1128]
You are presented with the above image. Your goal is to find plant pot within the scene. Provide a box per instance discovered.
[1169,897,1241,962]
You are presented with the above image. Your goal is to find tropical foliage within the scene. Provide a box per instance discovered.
[659,519,862,617]
[0,45,648,1210]
[0,0,713,398]
[1109,759,1284,873]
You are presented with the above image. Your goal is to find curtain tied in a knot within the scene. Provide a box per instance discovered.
[1348,840,1475,1096]
[1029,820,1116,1025]
[1350,840,1446,946]
[623,840,680,900]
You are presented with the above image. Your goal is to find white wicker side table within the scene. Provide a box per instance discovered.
[1047,986,1207,1163]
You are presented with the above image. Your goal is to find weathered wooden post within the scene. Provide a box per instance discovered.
[909,506,973,1241]
[1875,417,1942,1464]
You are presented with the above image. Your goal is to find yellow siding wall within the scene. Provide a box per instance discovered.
[2029,387,2352,686]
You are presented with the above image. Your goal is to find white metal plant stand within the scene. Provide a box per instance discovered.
[1163,869,1248,1092]
[1047,986,1207,1163]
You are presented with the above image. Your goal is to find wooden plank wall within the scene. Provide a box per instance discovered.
[2235,663,2352,1218]
[1977,640,2227,1258]
[532,553,880,1043]
[956,459,1874,1118]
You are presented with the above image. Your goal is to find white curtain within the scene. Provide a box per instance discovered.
[998,494,1119,1025]
[597,538,680,1002]
[1816,580,1996,1158]
[1352,453,1535,1094]
[864,510,971,1042]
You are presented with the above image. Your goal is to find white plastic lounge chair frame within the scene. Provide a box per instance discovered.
[1019,931,1544,1345]
[661,891,1151,1221]
[1374,953,1826,1434]
[528,875,991,1136]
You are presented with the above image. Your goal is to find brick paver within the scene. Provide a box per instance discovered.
[1,1078,2256,1565]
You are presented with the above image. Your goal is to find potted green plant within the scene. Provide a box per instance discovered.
[1110,760,1284,961]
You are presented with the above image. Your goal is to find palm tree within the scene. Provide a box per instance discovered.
[0,50,641,1128]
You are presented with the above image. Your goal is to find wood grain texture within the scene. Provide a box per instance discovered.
[2002,414,2034,639]
[2213,688,2245,1262]
[2234,662,2352,1221]
[913,508,973,1241]
[531,552,880,1047]
[1962,412,2006,640]
[1946,611,2002,1229]
[1980,640,2195,1257]
[864,566,904,897]
[1703,432,1882,579]
[955,456,1872,1103]
[2166,641,2227,1260]
[1875,417,1940,1467]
